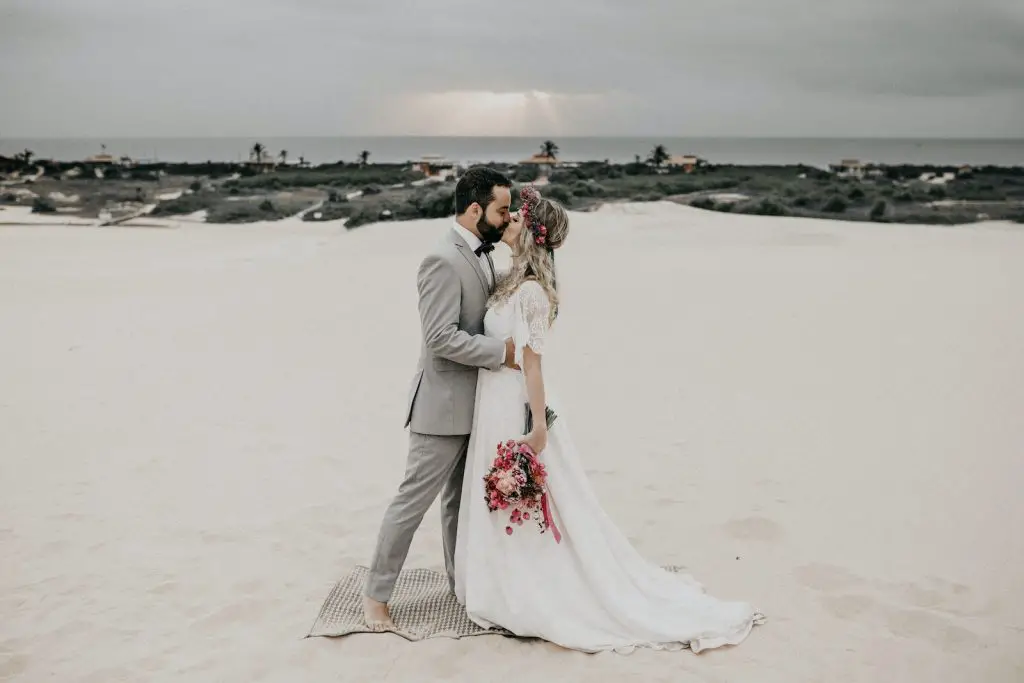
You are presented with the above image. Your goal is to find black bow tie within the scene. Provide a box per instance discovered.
[474,242,495,256]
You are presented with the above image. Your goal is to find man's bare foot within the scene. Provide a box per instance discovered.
[362,596,396,632]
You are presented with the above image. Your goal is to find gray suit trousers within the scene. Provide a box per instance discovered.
[364,431,469,603]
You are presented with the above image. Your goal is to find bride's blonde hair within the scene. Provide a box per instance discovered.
[489,186,570,322]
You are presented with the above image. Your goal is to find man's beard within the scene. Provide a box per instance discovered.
[477,214,508,244]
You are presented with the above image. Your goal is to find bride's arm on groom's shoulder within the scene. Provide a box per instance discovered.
[417,254,506,370]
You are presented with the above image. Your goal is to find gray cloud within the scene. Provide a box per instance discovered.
[0,0,1022,136]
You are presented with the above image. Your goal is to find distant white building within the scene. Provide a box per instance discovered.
[411,155,456,181]
[666,155,706,172]
[830,159,866,179]
[517,153,559,176]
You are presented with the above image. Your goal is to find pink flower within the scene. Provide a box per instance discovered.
[505,526,513,535]
[495,472,518,496]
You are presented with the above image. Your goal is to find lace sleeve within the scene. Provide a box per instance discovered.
[513,280,552,368]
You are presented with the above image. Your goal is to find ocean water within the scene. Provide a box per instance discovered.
[2,137,1022,168]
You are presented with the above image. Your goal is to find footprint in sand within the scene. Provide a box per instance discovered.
[722,516,785,542]
[793,563,866,592]
[895,578,995,618]
[797,563,987,617]
[149,579,178,595]
[819,593,877,620]
[885,607,980,652]
[0,652,30,678]
[794,563,983,651]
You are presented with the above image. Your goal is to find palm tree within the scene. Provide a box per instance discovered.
[251,142,265,162]
[648,144,669,167]
[540,140,559,159]
[278,150,288,165]
[358,150,370,166]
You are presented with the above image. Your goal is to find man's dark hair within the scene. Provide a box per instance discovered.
[454,166,512,215]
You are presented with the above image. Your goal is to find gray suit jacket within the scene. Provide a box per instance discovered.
[404,228,505,435]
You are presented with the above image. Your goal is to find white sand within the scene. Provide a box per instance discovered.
[1,204,1022,682]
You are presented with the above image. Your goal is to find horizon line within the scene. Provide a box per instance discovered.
[3,135,1023,141]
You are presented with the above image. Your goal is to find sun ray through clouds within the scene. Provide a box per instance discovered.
[373,90,581,136]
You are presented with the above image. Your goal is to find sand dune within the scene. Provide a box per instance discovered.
[1,203,1022,682]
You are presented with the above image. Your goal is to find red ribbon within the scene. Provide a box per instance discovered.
[540,493,561,544]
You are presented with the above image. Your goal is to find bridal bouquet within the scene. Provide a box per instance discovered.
[483,440,561,543]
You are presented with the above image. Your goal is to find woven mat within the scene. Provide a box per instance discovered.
[306,565,511,641]
[307,564,687,642]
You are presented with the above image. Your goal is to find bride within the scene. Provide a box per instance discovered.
[453,186,765,654]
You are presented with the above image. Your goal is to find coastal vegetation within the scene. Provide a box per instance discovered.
[2,143,1022,227]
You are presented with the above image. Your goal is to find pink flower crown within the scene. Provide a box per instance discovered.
[518,185,548,246]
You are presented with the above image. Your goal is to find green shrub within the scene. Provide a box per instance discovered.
[736,199,787,216]
[549,169,587,183]
[207,203,284,223]
[543,185,573,205]
[515,164,541,182]
[231,166,422,191]
[870,200,887,221]
[755,200,787,216]
[151,193,214,216]
[569,181,606,198]
[822,196,847,213]
[629,192,664,202]
[408,188,454,219]
[32,196,57,213]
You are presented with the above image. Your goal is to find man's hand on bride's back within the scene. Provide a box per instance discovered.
[503,338,520,370]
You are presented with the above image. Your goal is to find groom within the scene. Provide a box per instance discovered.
[363,167,518,628]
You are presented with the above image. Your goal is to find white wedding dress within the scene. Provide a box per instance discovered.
[453,280,764,654]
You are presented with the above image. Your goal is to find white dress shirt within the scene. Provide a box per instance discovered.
[451,221,505,364]
[452,222,495,288]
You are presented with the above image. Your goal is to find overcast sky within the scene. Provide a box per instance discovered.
[1,0,1022,137]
